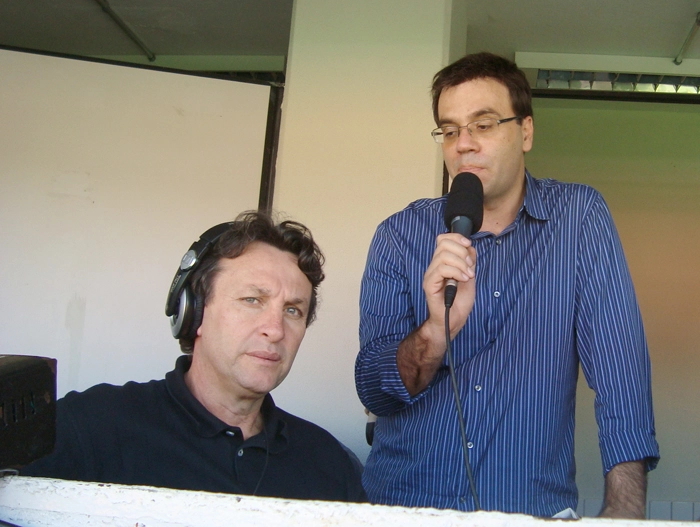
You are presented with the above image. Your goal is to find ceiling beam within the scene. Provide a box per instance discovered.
[93,54,286,72]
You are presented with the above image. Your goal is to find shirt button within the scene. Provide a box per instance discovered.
[237,449,244,457]
[474,385,482,391]
[460,497,466,503]
[495,239,502,245]
[225,430,235,437]
[494,291,500,297]
[467,442,474,449]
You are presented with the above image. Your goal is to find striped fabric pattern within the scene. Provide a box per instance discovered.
[356,172,659,517]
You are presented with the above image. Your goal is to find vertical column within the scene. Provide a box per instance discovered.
[272,0,467,459]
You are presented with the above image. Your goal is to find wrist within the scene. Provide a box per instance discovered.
[416,318,446,355]
[397,321,447,396]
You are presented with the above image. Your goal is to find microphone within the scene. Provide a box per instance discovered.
[443,172,483,307]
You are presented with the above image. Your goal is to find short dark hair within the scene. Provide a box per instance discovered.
[179,210,325,353]
[431,52,533,123]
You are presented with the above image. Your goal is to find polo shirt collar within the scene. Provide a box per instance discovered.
[165,355,288,453]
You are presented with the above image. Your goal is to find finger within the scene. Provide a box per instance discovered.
[431,243,475,280]
[435,232,473,248]
[424,262,472,297]
[433,242,471,264]
[465,246,477,276]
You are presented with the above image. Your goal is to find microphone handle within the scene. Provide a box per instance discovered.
[444,280,458,308]
[450,215,474,238]
[444,215,474,308]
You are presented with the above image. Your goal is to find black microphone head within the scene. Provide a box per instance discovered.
[444,172,484,234]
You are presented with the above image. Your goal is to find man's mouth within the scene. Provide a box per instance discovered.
[457,165,483,175]
[248,351,281,362]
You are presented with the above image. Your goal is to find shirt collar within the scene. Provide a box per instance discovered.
[253,395,289,454]
[165,355,288,453]
[521,170,549,221]
[441,170,549,226]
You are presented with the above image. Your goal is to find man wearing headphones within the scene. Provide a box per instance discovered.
[22,211,366,502]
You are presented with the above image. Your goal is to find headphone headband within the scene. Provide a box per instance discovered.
[165,222,234,339]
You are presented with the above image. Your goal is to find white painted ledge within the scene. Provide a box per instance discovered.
[0,476,688,527]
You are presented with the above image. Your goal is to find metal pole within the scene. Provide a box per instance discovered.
[94,0,156,62]
[673,12,700,66]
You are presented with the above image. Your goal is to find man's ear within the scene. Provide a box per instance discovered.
[194,299,205,338]
[521,116,534,153]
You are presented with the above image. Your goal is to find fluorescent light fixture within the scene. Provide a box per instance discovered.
[516,52,700,95]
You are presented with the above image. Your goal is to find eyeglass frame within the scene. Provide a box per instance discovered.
[431,116,523,144]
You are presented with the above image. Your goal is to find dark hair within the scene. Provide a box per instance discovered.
[431,52,533,123]
[179,210,325,353]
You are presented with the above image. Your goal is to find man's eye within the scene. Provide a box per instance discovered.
[285,306,303,318]
[443,128,458,138]
[475,121,494,132]
[242,297,260,304]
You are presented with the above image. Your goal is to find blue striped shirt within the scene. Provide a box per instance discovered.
[356,172,659,516]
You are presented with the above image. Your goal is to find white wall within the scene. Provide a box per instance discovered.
[271,0,466,461]
[0,49,269,396]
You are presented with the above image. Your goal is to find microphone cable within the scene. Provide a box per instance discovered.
[252,424,271,496]
[444,304,481,510]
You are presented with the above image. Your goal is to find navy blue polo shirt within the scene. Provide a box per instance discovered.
[22,355,366,502]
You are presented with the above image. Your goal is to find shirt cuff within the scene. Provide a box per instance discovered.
[599,427,660,475]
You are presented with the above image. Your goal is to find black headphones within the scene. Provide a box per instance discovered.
[165,222,234,340]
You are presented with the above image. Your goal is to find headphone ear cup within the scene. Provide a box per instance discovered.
[170,287,194,339]
[188,293,205,341]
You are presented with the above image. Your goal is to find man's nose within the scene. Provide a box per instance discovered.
[260,308,285,341]
[455,126,479,152]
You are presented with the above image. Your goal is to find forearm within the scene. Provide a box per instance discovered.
[599,460,647,519]
[396,231,476,396]
[358,227,476,406]
[397,320,446,396]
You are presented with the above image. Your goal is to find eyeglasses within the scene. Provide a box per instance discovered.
[431,116,522,144]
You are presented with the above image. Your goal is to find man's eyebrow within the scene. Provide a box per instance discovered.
[242,285,271,296]
[240,286,309,308]
[437,107,501,127]
[472,108,501,119]
[287,297,310,308]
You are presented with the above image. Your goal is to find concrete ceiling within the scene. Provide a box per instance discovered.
[0,0,699,72]
[465,0,700,60]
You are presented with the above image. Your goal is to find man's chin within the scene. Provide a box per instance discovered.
[240,373,283,397]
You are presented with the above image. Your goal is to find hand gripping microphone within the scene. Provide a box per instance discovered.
[443,172,484,308]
